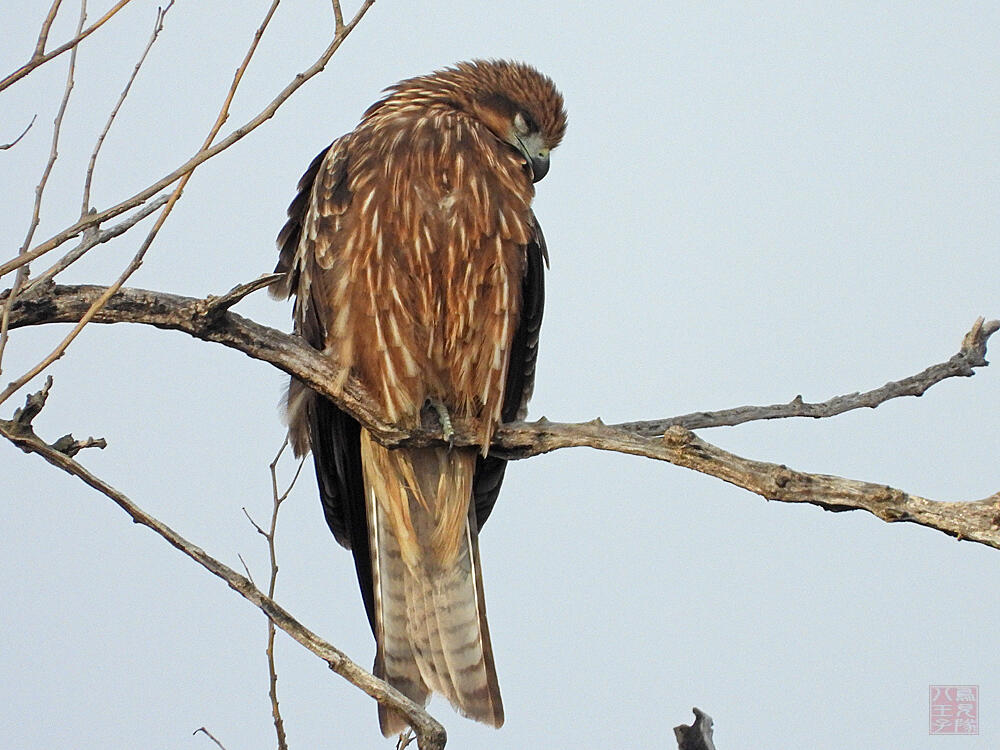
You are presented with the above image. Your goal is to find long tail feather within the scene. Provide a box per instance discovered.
[361,430,503,736]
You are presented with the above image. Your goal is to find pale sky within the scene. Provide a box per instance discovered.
[2,2,998,748]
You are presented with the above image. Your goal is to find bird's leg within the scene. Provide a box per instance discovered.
[424,397,455,448]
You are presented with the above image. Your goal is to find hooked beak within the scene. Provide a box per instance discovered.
[529,150,550,182]
[513,133,551,183]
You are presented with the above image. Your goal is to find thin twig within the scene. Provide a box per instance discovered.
[203,274,284,318]
[0,0,133,93]
[1,0,377,279]
[0,0,283,408]
[22,197,170,294]
[0,0,86,375]
[192,727,228,750]
[0,115,37,150]
[0,385,447,750]
[242,507,268,538]
[240,438,307,750]
[615,318,999,435]
[82,1,174,215]
[332,0,344,31]
[237,553,257,586]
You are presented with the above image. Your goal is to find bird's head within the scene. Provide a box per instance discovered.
[461,60,567,183]
[374,60,567,184]
[491,105,554,183]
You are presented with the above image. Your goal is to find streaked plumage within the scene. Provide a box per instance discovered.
[272,60,565,735]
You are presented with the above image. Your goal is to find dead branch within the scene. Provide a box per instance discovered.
[204,273,284,318]
[246,437,306,750]
[192,727,228,750]
[5,282,998,551]
[34,0,65,58]
[614,317,1000,436]
[674,708,716,750]
[5,375,106,457]
[0,381,447,750]
[81,1,174,215]
[0,0,377,280]
[22,197,170,293]
[0,0,86,373]
[0,0,133,93]
[0,115,37,150]
[5,282,400,437]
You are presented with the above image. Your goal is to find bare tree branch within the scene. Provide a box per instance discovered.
[22,197,170,294]
[615,317,1000,436]
[0,0,377,280]
[1,0,300,409]
[0,381,448,750]
[81,1,174,215]
[243,439,306,750]
[192,727,229,750]
[5,282,997,551]
[0,115,37,150]
[253,437,306,750]
[33,0,65,57]
[5,282,402,437]
[674,708,716,750]
[0,0,86,374]
[0,0,133,93]
[204,273,285,317]
[6,375,106,457]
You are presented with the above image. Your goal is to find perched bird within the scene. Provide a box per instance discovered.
[271,60,566,735]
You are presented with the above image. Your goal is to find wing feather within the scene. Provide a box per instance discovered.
[472,217,546,529]
[272,137,378,632]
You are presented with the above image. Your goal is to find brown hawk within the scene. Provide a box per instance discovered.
[271,60,566,734]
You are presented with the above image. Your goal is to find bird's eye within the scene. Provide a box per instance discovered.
[513,112,530,135]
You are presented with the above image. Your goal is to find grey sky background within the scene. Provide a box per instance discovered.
[2,2,998,748]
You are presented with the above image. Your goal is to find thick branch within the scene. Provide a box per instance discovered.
[498,421,1000,547]
[5,281,402,438]
[5,283,998,551]
[674,708,717,750]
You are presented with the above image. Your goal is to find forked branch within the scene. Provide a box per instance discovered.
[0,381,447,750]
[5,282,998,550]
[0,0,134,93]
[0,0,377,280]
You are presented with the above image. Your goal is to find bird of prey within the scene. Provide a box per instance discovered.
[271,60,566,735]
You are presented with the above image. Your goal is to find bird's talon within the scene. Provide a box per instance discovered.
[426,398,455,448]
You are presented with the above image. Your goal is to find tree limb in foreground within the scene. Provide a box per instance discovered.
[0,378,448,750]
[5,281,999,550]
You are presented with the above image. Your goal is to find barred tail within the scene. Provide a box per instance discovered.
[360,430,503,736]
